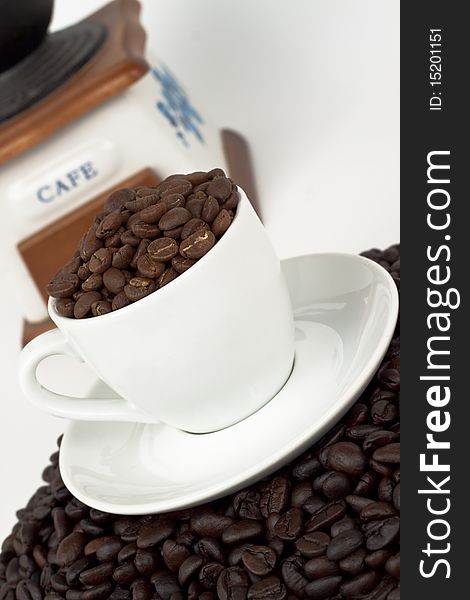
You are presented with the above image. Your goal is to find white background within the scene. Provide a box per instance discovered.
[0,0,399,539]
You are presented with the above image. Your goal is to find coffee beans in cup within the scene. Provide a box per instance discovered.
[46,169,240,318]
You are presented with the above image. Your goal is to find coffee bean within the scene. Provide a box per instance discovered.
[56,533,87,567]
[304,557,339,580]
[365,549,393,569]
[179,229,215,259]
[157,267,178,288]
[112,291,131,311]
[338,547,367,575]
[125,194,159,213]
[201,197,220,224]
[363,431,399,454]
[221,191,240,211]
[171,255,196,274]
[15,580,42,600]
[181,218,210,240]
[212,209,233,238]
[188,514,233,538]
[199,563,224,589]
[330,517,356,537]
[385,553,400,579]
[241,545,276,576]
[222,521,264,545]
[274,508,303,541]
[295,532,330,558]
[372,443,400,464]
[158,208,192,231]
[346,424,381,442]
[96,212,123,239]
[124,278,155,302]
[319,442,367,477]
[137,519,175,549]
[159,178,192,197]
[304,575,342,599]
[196,538,225,563]
[80,226,103,262]
[326,529,363,560]
[120,230,141,247]
[247,576,287,600]
[74,292,102,319]
[365,517,400,551]
[281,556,307,597]
[55,298,75,318]
[162,193,185,210]
[260,476,290,518]
[113,561,139,585]
[79,562,114,586]
[360,501,396,522]
[216,567,249,600]
[139,203,167,224]
[206,177,232,201]
[393,483,400,512]
[112,245,134,269]
[177,555,203,588]
[369,459,393,478]
[47,274,80,299]
[305,500,346,533]
[161,540,190,572]
[345,495,375,514]
[371,401,398,425]
[131,222,160,239]
[340,570,381,596]
[104,189,134,213]
[147,238,178,261]
[81,272,102,292]
[136,254,165,279]
[91,301,112,317]
[134,549,158,577]
[354,471,379,496]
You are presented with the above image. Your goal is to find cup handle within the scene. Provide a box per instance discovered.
[18,329,155,423]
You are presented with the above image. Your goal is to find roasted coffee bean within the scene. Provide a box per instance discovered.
[162,193,185,210]
[304,575,342,599]
[56,533,87,567]
[281,556,307,597]
[369,459,393,478]
[134,549,159,577]
[300,495,325,516]
[373,443,400,464]
[340,571,381,597]
[190,514,234,538]
[52,508,70,542]
[216,567,249,600]
[15,580,42,600]
[171,255,196,274]
[158,207,192,231]
[177,556,203,588]
[91,301,111,317]
[137,519,175,549]
[304,557,339,580]
[327,529,364,560]
[78,561,114,586]
[159,177,192,196]
[354,471,379,496]
[158,268,179,288]
[273,508,303,541]
[363,431,398,454]
[338,547,367,575]
[222,521,264,545]
[345,403,370,427]
[161,540,190,572]
[131,221,160,239]
[125,194,159,213]
[82,273,102,292]
[201,197,220,224]
[162,226,184,240]
[147,238,178,261]
[346,424,381,442]
[47,274,80,299]
[241,545,276,576]
[371,401,398,425]
[73,292,101,319]
[212,209,233,237]
[295,532,330,558]
[221,191,240,211]
[247,576,287,600]
[319,442,367,477]
[305,500,346,532]
[345,495,375,514]
[139,203,167,224]
[330,517,356,538]
[136,254,165,279]
[185,196,206,218]
[233,490,262,521]
[364,549,393,569]
[96,212,123,239]
[124,278,155,302]
[112,245,134,269]
[385,553,400,579]
[364,517,400,551]
[393,483,400,512]
[113,561,138,585]
[199,562,224,589]
[360,501,396,522]
[260,476,290,518]
[181,218,210,240]
[206,177,232,201]
[112,291,131,311]
[105,227,126,248]
[80,226,103,262]
[104,188,134,213]
[180,229,216,259]
[55,298,75,318]
[196,538,225,563]
[120,230,141,247]
[129,239,150,269]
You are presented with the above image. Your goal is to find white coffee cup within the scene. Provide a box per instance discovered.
[18,190,295,433]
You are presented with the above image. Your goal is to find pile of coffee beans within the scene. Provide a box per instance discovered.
[1,245,400,599]
[46,169,240,318]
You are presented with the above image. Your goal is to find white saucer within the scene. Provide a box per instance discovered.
[60,253,398,514]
